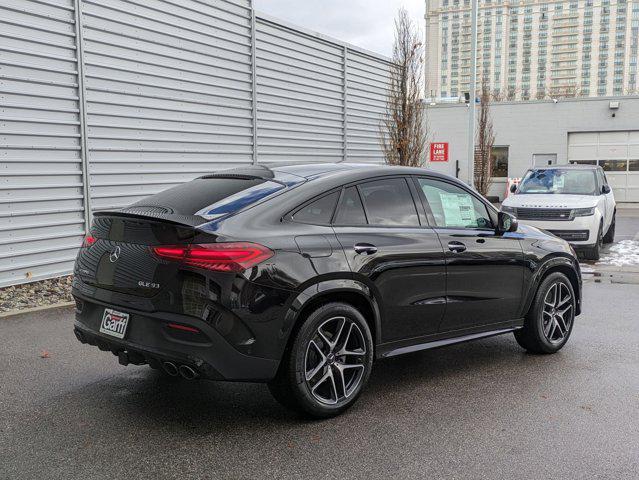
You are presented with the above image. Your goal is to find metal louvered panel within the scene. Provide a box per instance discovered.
[346,49,392,163]
[82,0,255,211]
[254,14,346,164]
[1,0,393,287]
[0,0,85,287]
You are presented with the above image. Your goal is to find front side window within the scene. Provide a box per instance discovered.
[417,178,493,229]
[358,178,419,227]
[518,169,597,195]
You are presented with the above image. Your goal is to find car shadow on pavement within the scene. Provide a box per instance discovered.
[16,334,562,432]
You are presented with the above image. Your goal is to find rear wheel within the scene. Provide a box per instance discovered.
[514,272,575,354]
[268,302,374,418]
[603,214,616,244]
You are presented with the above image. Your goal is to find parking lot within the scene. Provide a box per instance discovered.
[1,212,638,480]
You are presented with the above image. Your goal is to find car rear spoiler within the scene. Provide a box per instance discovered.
[93,209,206,228]
[198,165,275,181]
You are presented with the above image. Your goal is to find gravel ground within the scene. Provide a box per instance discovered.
[0,276,73,314]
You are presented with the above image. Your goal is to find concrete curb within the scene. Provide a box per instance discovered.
[0,301,75,319]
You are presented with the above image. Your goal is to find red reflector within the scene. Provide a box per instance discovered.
[153,246,187,260]
[167,323,200,334]
[83,235,96,247]
[152,242,273,272]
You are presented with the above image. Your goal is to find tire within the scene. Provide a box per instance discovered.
[268,302,374,418]
[603,214,616,244]
[582,223,603,261]
[514,272,576,354]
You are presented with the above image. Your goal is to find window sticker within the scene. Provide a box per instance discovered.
[439,192,476,227]
[552,174,565,189]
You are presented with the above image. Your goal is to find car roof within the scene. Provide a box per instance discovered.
[205,162,457,182]
[270,162,453,180]
[531,164,600,171]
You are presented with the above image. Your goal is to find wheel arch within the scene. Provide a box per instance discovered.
[525,257,582,316]
[279,279,382,364]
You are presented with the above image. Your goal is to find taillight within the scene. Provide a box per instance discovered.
[82,235,96,247]
[152,242,273,272]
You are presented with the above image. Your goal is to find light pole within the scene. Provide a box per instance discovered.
[467,0,478,186]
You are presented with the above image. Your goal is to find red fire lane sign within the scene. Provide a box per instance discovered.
[430,142,449,162]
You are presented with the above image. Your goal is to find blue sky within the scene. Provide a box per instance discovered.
[253,0,425,57]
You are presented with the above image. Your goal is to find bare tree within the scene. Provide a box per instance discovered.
[474,77,495,196]
[491,88,504,102]
[380,8,425,166]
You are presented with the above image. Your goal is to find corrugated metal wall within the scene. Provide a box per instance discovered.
[255,15,346,164]
[82,0,255,211]
[346,50,390,163]
[0,0,392,287]
[0,0,86,286]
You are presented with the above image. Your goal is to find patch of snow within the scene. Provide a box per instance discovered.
[596,240,639,267]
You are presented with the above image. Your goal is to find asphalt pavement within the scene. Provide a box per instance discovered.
[1,279,638,480]
[2,209,639,480]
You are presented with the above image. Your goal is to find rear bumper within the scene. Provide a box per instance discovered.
[72,292,280,382]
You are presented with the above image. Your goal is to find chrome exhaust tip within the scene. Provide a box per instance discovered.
[178,365,198,380]
[162,361,179,377]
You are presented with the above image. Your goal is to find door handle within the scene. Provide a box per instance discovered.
[354,243,378,255]
[447,241,467,253]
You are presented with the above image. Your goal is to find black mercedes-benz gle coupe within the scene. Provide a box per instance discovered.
[72,163,581,417]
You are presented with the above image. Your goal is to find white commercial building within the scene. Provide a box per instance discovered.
[424,95,639,202]
[425,0,639,101]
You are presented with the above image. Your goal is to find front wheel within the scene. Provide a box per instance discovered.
[268,302,374,418]
[514,272,576,354]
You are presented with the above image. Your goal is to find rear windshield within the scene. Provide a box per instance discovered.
[130,177,285,220]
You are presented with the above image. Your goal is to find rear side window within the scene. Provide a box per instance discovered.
[334,187,367,225]
[358,178,419,226]
[293,191,339,224]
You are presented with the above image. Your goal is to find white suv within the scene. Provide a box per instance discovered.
[501,165,616,260]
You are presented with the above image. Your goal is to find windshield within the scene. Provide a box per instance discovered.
[517,169,597,195]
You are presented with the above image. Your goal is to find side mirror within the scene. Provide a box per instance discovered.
[498,212,518,234]
[510,184,517,194]
[601,184,611,194]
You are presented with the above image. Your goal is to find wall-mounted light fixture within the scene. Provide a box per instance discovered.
[609,101,620,117]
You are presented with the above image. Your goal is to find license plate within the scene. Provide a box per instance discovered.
[99,308,130,339]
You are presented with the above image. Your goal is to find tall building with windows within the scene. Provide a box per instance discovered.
[425,0,639,101]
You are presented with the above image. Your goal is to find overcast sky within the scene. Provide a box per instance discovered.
[253,0,425,57]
